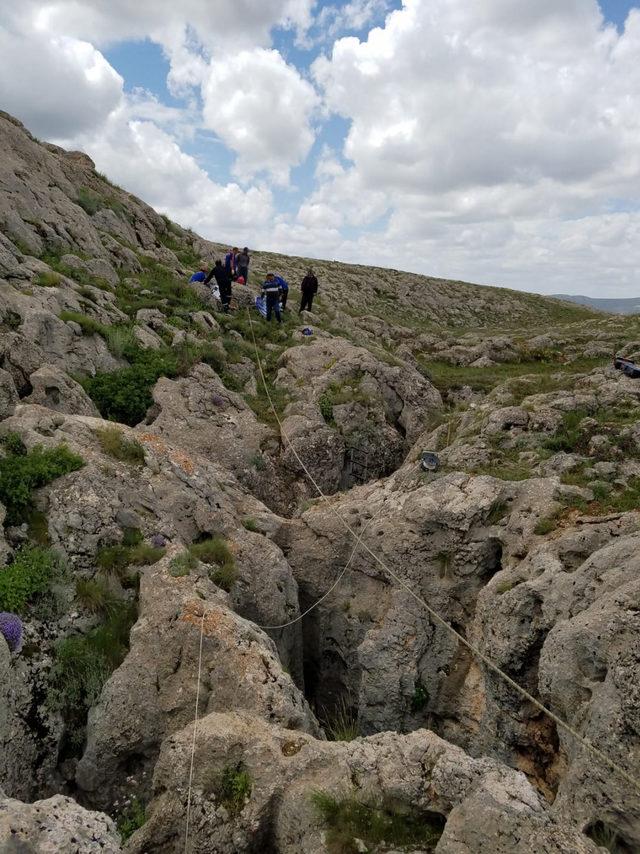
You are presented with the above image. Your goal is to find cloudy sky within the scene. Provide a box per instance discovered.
[1,0,639,296]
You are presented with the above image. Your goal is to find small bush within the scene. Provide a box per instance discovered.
[117,798,146,842]
[82,348,179,425]
[0,545,67,616]
[311,790,445,852]
[242,518,260,532]
[48,600,137,749]
[188,537,237,591]
[318,391,335,424]
[534,516,557,535]
[76,187,103,216]
[59,310,107,337]
[96,427,145,466]
[0,443,84,525]
[34,270,62,287]
[0,432,27,456]
[217,765,252,814]
[169,552,198,577]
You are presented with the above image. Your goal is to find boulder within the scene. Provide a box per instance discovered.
[76,555,319,810]
[0,367,18,418]
[24,364,99,416]
[128,711,596,854]
[0,793,122,853]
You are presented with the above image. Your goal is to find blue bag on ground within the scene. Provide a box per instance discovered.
[255,295,268,318]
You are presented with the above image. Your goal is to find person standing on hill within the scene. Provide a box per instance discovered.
[205,259,232,312]
[261,273,282,323]
[225,247,238,279]
[299,269,318,313]
[274,274,289,310]
[236,247,250,284]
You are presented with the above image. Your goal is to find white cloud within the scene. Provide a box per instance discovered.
[70,111,274,243]
[201,48,319,184]
[0,18,123,138]
[307,0,640,294]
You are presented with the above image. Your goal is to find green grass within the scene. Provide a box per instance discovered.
[168,551,198,577]
[420,356,608,398]
[97,539,165,582]
[311,790,445,854]
[34,270,62,287]
[75,577,119,615]
[188,537,237,591]
[322,697,359,742]
[114,257,208,318]
[242,517,260,532]
[96,427,145,466]
[59,310,107,337]
[48,600,137,749]
[216,765,252,815]
[0,545,67,616]
[105,325,137,358]
[0,442,84,525]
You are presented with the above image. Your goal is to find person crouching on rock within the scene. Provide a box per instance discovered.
[204,259,232,312]
[299,268,318,313]
[189,262,209,283]
[261,273,282,323]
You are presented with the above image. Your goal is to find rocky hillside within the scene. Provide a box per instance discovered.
[1,110,639,853]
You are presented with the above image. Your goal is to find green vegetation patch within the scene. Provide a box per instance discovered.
[311,790,445,854]
[421,356,608,398]
[34,270,62,287]
[216,764,252,815]
[0,441,84,525]
[59,310,107,337]
[168,551,198,577]
[117,798,146,842]
[96,426,145,466]
[97,535,165,583]
[48,599,137,749]
[322,697,359,742]
[0,545,67,616]
[75,577,120,616]
[188,537,237,591]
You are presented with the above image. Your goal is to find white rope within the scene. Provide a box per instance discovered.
[184,609,206,853]
[245,306,640,796]
[257,507,381,630]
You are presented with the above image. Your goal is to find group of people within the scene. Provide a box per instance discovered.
[190,246,319,321]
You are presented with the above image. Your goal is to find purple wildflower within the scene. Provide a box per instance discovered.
[0,612,23,653]
[211,394,226,408]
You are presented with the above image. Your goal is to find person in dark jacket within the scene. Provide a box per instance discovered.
[261,273,282,323]
[204,259,232,312]
[236,247,250,284]
[299,269,318,313]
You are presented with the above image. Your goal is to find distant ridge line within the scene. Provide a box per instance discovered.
[554,294,640,315]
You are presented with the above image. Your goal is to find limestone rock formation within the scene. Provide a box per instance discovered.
[128,711,597,853]
[0,792,122,853]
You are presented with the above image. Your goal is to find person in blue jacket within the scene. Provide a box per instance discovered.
[189,262,208,283]
[224,247,238,279]
[261,273,282,323]
[274,274,289,310]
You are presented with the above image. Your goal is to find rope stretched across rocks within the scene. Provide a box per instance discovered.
[243,305,640,797]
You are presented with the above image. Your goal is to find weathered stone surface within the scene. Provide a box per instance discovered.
[24,364,99,416]
[76,555,319,810]
[128,712,596,854]
[0,367,18,418]
[0,792,122,853]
